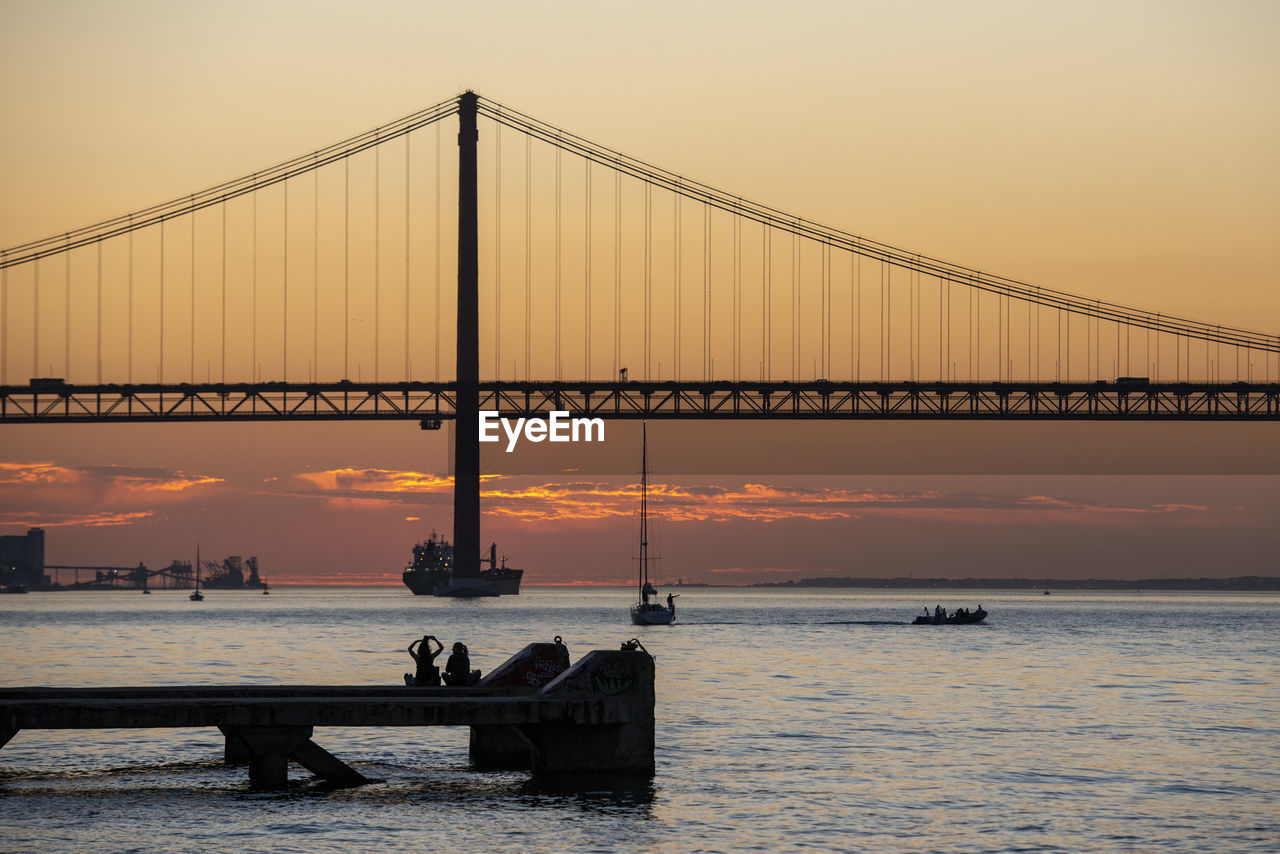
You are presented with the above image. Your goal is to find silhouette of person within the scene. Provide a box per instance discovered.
[405,634,443,686]
[666,593,675,613]
[443,641,472,686]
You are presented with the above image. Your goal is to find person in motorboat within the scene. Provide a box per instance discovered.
[443,641,481,686]
[404,634,443,686]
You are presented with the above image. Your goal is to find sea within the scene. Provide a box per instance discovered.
[2,587,1277,853]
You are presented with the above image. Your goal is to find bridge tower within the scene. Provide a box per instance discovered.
[453,91,481,577]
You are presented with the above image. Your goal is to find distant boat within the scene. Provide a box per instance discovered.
[630,423,675,626]
[189,544,204,602]
[913,607,986,625]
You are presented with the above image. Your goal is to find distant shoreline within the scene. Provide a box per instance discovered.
[736,576,1280,591]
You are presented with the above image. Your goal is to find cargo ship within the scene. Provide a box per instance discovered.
[401,534,523,596]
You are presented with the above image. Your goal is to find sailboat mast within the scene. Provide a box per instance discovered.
[640,422,648,587]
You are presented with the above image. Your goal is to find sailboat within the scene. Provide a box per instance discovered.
[630,422,675,626]
[189,544,204,602]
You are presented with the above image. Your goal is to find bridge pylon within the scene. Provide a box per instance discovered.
[453,91,481,578]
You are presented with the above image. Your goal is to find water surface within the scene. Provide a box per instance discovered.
[2,587,1277,852]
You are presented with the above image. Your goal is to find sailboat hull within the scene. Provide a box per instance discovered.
[630,604,674,625]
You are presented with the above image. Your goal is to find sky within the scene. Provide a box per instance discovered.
[1,0,1277,584]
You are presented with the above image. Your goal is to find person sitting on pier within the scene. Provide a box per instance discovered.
[442,641,480,686]
[404,634,443,686]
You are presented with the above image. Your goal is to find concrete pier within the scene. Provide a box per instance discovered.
[0,644,654,789]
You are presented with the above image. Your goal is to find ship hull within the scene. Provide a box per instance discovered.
[403,567,521,596]
[402,568,450,596]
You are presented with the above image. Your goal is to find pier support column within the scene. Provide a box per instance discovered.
[519,649,656,776]
[221,725,369,789]
[470,726,535,770]
[227,725,313,789]
[218,724,251,765]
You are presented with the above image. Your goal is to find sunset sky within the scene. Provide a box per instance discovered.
[2,1,1277,584]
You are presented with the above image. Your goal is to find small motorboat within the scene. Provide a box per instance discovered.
[912,607,987,625]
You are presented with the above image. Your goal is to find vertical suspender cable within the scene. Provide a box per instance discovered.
[855,254,861,382]
[766,228,773,380]
[64,253,70,378]
[252,193,259,384]
[880,258,890,378]
[221,203,226,383]
[732,212,740,381]
[995,287,1000,382]
[283,180,289,382]
[554,140,562,379]
[494,120,501,379]
[1,265,6,384]
[822,242,830,379]
[159,220,165,382]
[793,233,799,381]
[314,166,319,381]
[344,158,350,380]
[435,122,441,380]
[525,134,532,380]
[585,160,593,379]
[880,261,885,381]
[405,135,411,381]
[190,203,196,381]
[908,263,914,381]
[128,229,133,383]
[614,161,621,378]
[253,190,258,382]
[643,181,651,379]
[704,205,711,380]
[962,281,972,378]
[33,261,39,378]
[375,143,380,382]
[797,231,802,379]
[675,189,681,380]
[96,242,102,383]
[946,278,951,381]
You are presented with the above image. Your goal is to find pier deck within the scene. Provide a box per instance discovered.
[0,646,655,788]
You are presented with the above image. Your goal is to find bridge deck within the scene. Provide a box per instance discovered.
[2,380,1278,422]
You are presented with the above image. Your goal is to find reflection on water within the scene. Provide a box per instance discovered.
[2,588,1278,852]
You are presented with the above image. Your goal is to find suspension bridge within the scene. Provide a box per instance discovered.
[3,91,1277,572]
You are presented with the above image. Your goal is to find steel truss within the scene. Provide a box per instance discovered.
[2,380,1278,423]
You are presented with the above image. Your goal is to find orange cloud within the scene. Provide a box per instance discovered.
[0,510,154,528]
[295,467,455,494]
[0,462,224,532]
[277,467,1220,529]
